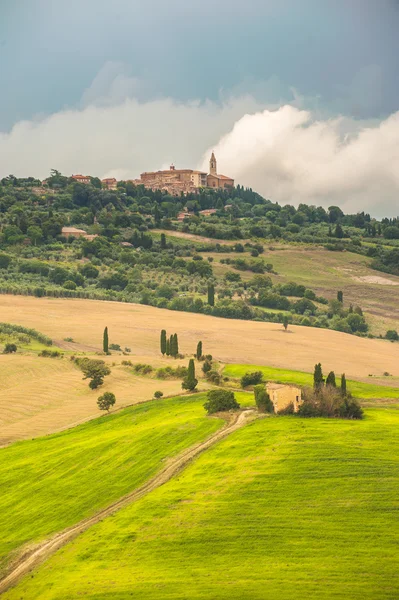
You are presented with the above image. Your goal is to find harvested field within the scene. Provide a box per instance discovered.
[0,354,185,445]
[1,295,399,379]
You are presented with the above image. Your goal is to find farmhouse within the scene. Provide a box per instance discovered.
[61,227,98,241]
[266,383,302,413]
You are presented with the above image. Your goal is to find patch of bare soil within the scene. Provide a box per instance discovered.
[353,275,399,286]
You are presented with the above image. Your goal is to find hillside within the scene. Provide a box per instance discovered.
[3,406,398,599]
[0,393,227,576]
[1,174,399,339]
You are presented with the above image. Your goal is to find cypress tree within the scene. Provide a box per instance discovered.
[341,373,347,397]
[182,358,197,391]
[166,338,170,356]
[337,290,343,303]
[196,341,203,360]
[169,334,174,356]
[207,283,215,306]
[103,326,109,354]
[313,363,324,391]
[174,333,179,357]
[160,233,166,249]
[160,329,167,355]
[188,358,195,379]
[326,371,336,387]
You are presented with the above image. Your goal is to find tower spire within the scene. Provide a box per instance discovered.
[209,152,217,176]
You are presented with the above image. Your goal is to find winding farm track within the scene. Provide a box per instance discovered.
[0,409,255,594]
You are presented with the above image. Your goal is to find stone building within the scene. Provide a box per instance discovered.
[134,153,234,194]
[206,152,234,189]
[266,383,302,413]
[101,177,118,190]
[71,174,91,184]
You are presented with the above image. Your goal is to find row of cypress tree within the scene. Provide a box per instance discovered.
[313,363,347,395]
[160,330,179,357]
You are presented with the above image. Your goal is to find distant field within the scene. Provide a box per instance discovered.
[224,364,399,400]
[7,407,398,599]
[0,393,224,575]
[1,295,398,380]
[156,232,399,335]
[0,354,186,444]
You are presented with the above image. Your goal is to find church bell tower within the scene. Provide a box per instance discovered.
[209,152,217,176]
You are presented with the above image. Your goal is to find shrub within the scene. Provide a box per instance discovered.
[204,390,240,414]
[386,330,399,341]
[133,363,153,375]
[3,343,17,354]
[241,371,263,388]
[254,385,274,413]
[63,280,77,290]
[109,343,122,351]
[39,349,63,358]
[206,370,222,385]
[154,390,164,399]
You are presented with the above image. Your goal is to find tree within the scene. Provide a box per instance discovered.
[326,371,336,387]
[207,283,215,306]
[283,315,289,331]
[174,333,179,356]
[204,390,240,414]
[78,358,111,389]
[254,385,274,413]
[154,390,164,399]
[103,326,109,354]
[334,224,344,238]
[313,363,324,391]
[97,392,116,412]
[337,290,343,303]
[27,225,43,246]
[3,343,17,354]
[160,329,167,355]
[241,371,263,388]
[166,338,170,356]
[160,233,166,249]
[202,359,212,374]
[341,373,347,397]
[196,341,203,360]
[182,358,198,391]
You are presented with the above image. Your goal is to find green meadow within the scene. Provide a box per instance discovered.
[223,363,399,400]
[0,393,225,574]
[6,407,399,600]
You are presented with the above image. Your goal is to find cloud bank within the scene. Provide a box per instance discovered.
[1,93,399,217]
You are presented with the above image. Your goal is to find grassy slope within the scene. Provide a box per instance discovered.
[0,393,224,574]
[6,407,399,600]
[224,363,399,399]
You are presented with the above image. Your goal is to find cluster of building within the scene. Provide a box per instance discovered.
[132,153,234,194]
[69,153,234,196]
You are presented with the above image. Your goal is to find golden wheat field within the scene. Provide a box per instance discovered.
[1,294,399,443]
[2,295,399,376]
[0,352,186,445]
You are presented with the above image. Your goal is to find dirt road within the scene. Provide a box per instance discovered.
[0,409,255,594]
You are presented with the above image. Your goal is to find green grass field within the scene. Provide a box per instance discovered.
[6,407,399,599]
[0,393,225,574]
[223,363,399,400]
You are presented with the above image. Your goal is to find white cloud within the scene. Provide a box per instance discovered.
[1,91,399,217]
[201,105,399,216]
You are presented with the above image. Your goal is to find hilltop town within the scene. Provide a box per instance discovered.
[67,153,234,196]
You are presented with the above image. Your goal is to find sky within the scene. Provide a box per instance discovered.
[1,0,399,216]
